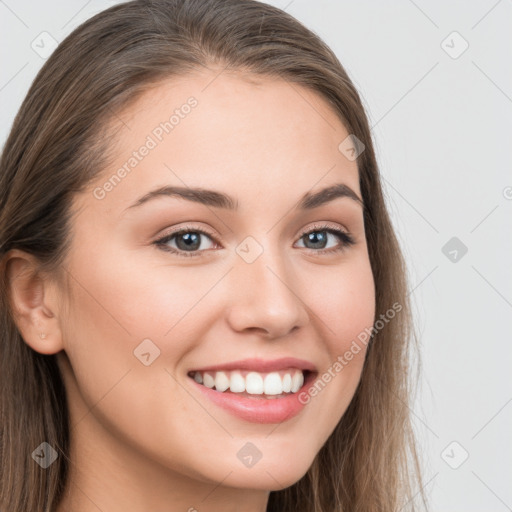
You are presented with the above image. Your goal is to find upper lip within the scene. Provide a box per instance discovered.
[190,357,317,373]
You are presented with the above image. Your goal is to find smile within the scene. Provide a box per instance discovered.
[187,358,318,424]
[188,368,306,397]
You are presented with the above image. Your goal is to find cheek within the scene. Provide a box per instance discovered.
[315,256,376,357]
[59,253,171,412]
[60,246,218,429]
[64,241,207,344]
[294,256,375,444]
[59,258,212,478]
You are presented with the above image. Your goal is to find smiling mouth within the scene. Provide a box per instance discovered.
[187,368,312,398]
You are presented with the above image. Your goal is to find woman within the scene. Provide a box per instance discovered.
[0,1,425,510]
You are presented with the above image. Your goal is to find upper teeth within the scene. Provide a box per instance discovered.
[191,369,305,395]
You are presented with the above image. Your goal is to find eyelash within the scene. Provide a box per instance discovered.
[153,223,356,258]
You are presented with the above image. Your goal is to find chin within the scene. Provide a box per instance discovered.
[203,451,314,491]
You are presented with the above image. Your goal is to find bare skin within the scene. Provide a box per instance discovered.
[7,69,375,512]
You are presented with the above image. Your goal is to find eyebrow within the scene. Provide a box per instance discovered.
[124,182,364,213]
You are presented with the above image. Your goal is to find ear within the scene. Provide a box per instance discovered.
[3,249,64,355]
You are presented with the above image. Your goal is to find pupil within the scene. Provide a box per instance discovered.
[177,232,200,251]
[306,231,327,249]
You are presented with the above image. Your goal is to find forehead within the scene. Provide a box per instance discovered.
[77,69,360,218]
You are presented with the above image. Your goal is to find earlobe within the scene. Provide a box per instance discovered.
[3,249,64,355]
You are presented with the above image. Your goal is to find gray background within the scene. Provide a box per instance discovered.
[1,1,511,510]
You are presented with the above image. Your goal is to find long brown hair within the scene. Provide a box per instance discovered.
[0,1,426,510]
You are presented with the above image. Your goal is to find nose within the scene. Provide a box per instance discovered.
[226,246,309,339]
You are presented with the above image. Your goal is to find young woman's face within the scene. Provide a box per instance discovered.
[56,70,375,495]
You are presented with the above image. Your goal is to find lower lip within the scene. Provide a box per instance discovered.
[189,372,316,424]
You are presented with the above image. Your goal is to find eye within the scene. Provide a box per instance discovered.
[295,223,356,255]
[153,223,355,258]
[154,225,218,258]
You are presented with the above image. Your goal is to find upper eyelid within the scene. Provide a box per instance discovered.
[155,222,350,243]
